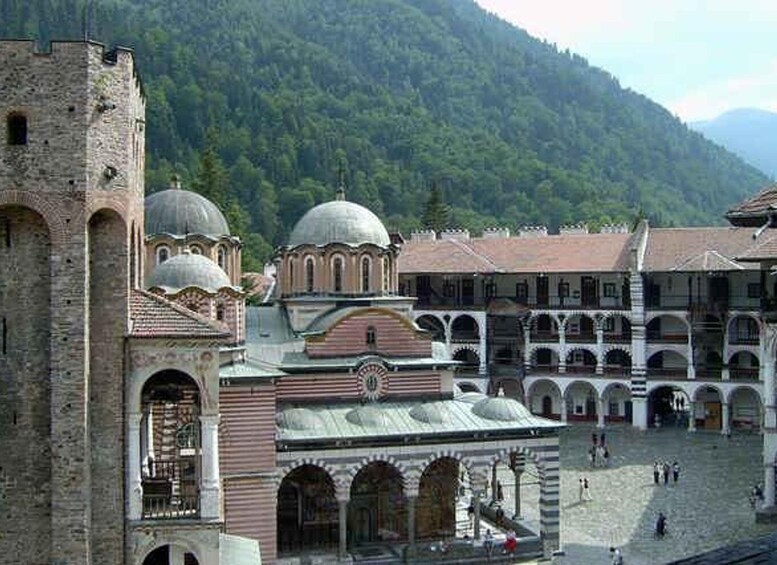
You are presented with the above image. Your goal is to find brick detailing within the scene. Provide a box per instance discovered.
[306,309,431,358]
[276,374,359,400]
[220,385,277,474]
[223,476,278,564]
[0,206,51,565]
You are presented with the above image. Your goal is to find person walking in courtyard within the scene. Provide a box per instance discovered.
[467,502,475,530]
[579,478,584,502]
[653,461,661,484]
[600,431,606,446]
[672,461,680,483]
[655,512,667,538]
[583,477,592,501]
[604,445,610,467]
[483,529,495,559]
[662,461,670,485]
[610,546,624,565]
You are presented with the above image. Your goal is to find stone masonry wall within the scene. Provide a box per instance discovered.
[0,206,52,565]
[0,40,145,564]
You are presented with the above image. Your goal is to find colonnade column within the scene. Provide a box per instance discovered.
[128,412,143,520]
[558,321,567,374]
[561,398,568,424]
[338,497,349,561]
[478,315,488,376]
[595,324,604,375]
[200,414,221,519]
[512,455,525,520]
[721,402,731,435]
[688,402,696,432]
[472,489,482,540]
[406,494,417,555]
[763,338,777,508]
[597,397,606,429]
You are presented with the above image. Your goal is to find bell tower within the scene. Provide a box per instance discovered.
[0,40,145,564]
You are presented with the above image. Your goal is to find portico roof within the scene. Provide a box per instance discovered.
[276,396,562,446]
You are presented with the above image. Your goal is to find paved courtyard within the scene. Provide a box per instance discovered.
[506,424,772,564]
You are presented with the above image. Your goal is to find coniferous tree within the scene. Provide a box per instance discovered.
[421,183,449,233]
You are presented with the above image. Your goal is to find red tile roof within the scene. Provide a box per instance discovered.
[726,183,777,222]
[398,233,632,274]
[737,231,777,262]
[129,290,230,339]
[642,227,758,271]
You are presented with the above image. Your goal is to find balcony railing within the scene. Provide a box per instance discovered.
[646,367,688,379]
[646,333,688,343]
[566,333,596,343]
[730,368,759,381]
[729,335,759,345]
[530,331,559,342]
[142,493,199,520]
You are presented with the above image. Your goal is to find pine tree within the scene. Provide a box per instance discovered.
[421,183,449,234]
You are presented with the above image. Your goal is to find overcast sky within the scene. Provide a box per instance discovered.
[475,0,777,122]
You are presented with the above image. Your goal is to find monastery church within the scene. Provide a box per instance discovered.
[0,41,564,565]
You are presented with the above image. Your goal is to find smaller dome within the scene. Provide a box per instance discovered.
[145,188,230,237]
[277,408,324,431]
[345,405,389,428]
[148,253,231,293]
[409,402,450,424]
[472,397,533,422]
[288,200,390,248]
[455,391,488,404]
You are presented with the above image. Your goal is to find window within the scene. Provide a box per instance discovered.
[383,257,390,292]
[603,283,617,297]
[366,326,377,349]
[515,281,528,303]
[216,304,225,321]
[289,258,295,290]
[155,245,170,265]
[189,244,202,255]
[305,257,315,292]
[7,113,27,145]
[748,283,762,299]
[333,256,343,292]
[361,256,371,293]
[217,246,227,269]
[604,317,616,332]
[558,282,570,298]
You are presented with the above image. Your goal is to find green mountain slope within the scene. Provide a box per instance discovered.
[0,0,769,268]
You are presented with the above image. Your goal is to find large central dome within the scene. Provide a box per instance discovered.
[288,200,390,248]
[145,188,230,238]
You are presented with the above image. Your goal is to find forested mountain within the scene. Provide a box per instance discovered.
[692,108,777,179]
[0,0,769,268]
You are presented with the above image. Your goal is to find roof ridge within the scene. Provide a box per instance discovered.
[448,238,499,272]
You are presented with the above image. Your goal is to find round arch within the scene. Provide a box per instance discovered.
[450,314,480,341]
[563,380,598,422]
[349,461,406,544]
[142,543,201,565]
[565,347,597,374]
[692,385,724,431]
[728,386,762,431]
[728,351,760,381]
[602,383,632,424]
[727,314,761,343]
[647,349,689,379]
[415,314,445,341]
[647,385,691,428]
[277,464,339,555]
[416,457,462,540]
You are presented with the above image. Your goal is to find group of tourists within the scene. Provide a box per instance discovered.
[482,528,518,559]
[588,431,610,467]
[652,460,681,485]
[578,477,593,502]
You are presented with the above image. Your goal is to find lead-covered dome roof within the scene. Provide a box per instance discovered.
[471,396,534,423]
[147,253,231,293]
[288,200,390,248]
[145,188,230,238]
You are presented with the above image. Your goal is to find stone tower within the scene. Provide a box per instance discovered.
[0,40,145,565]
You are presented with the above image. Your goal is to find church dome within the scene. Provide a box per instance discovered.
[409,402,451,424]
[145,188,230,238]
[345,405,389,428]
[277,408,325,431]
[472,396,533,423]
[147,252,231,293]
[288,200,390,248]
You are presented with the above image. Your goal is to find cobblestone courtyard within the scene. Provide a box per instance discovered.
[509,424,772,564]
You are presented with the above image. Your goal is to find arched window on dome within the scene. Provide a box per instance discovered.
[366,326,377,349]
[288,257,295,291]
[189,244,202,255]
[217,246,227,270]
[216,303,225,321]
[305,257,315,293]
[361,256,371,293]
[333,256,344,293]
[156,245,170,266]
